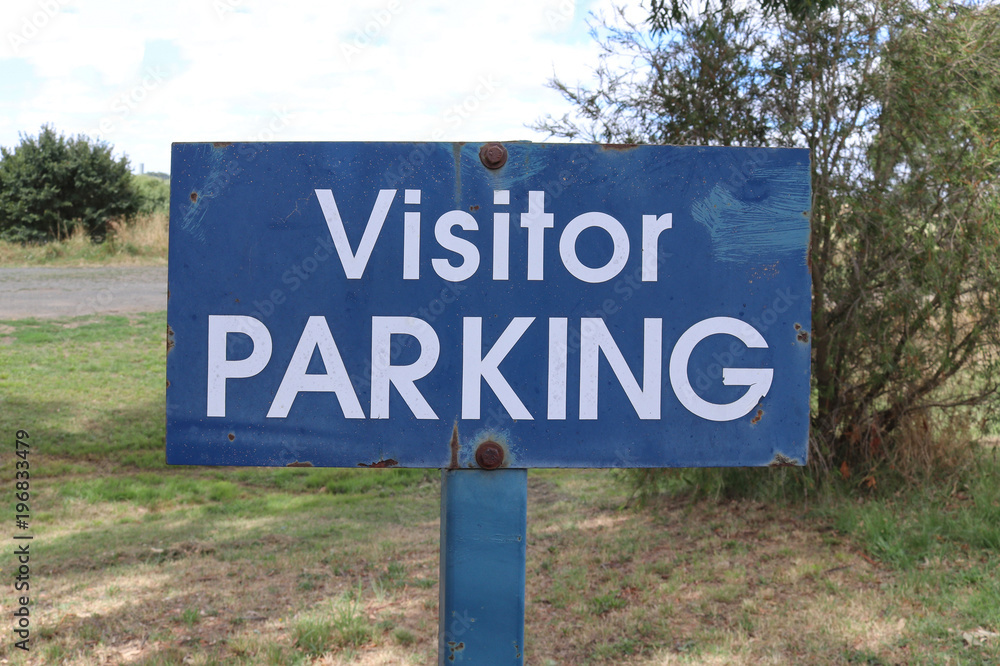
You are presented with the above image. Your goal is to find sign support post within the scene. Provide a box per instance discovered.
[439,468,527,664]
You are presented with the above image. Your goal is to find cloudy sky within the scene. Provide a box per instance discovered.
[0,0,636,175]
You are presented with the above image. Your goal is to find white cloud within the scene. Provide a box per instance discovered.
[0,0,620,172]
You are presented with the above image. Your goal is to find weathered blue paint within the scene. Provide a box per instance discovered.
[690,164,811,263]
[167,141,811,468]
[439,468,527,664]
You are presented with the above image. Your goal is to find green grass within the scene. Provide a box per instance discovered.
[0,313,167,475]
[589,592,628,615]
[293,593,372,656]
[819,459,1000,638]
[830,458,1000,567]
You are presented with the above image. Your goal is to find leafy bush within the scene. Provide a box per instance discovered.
[133,174,170,216]
[537,0,1000,484]
[0,125,140,243]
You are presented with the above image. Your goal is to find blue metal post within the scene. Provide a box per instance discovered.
[439,468,527,664]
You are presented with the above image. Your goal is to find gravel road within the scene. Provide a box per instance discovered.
[0,266,168,319]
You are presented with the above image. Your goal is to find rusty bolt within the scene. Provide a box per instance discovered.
[475,440,505,470]
[479,143,507,170]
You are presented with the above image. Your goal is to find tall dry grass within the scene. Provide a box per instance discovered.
[0,212,168,266]
[109,212,169,257]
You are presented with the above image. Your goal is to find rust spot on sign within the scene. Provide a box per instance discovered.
[166,324,175,353]
[286,461,314,467]
[449,422,460,469]
[447,641,465,661]
[469,204,480,211]
[212,142,232,148]
[751,409,764,424]
[601,143,639,151]
[797,330,810,343]
[227,433,235,441]
[358,458,399,468]
[190,192,198,203]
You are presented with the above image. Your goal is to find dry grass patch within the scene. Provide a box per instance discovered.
[523,474,916,665]
[0,213,167,267]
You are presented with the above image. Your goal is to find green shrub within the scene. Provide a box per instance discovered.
[0,124,140,243]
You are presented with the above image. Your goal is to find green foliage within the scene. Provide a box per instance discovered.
[0,124,139,243]
[544,5,768,146]
[537,0,1000,485]
[647,0,835,33]
[133,173,170,216]
[812,3,1000,467]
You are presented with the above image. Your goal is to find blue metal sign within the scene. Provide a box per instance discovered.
[167,141,811,468]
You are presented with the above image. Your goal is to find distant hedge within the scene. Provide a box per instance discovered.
[134,174,169,216]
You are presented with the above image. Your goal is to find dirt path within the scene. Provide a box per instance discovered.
[0,266,167,319]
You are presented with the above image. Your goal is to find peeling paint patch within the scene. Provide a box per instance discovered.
[286,461,314,467]
[357,458,398,468]
[768,453,800,467]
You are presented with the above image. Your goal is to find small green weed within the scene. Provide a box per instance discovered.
[293,617,335,657]
[393,628,417,646]
[293,594,372,657]
[589,592,627,615]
